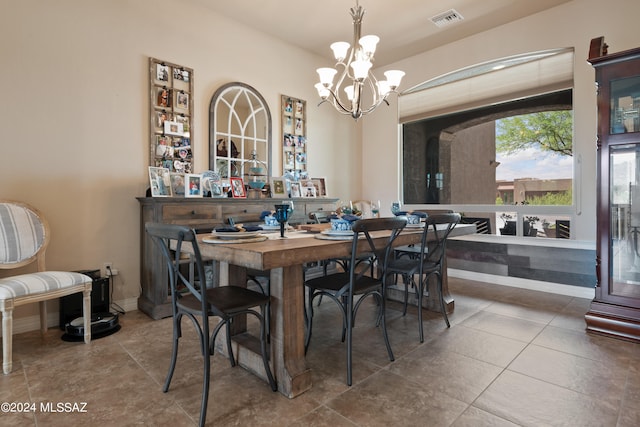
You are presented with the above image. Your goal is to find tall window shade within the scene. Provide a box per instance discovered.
[399,48,574,123]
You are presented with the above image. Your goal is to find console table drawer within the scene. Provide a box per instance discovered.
[163,204,222,222]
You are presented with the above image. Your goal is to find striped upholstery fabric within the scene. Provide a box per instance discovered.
[0,271,92,300]
[0,203,45,264]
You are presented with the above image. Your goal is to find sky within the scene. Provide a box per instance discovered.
[495,146,573,181]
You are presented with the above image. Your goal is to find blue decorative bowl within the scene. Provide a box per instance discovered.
[248,181,266,190]
[330,218,352,231]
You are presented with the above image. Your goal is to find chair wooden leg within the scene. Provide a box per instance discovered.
[39,301,47,334]
[82,287,92,343]
[2,301,14,375]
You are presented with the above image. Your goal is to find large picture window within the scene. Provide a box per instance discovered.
[399,49,574,237]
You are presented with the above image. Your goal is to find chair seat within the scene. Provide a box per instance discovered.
[305,272,382,296]
[0,271,92,300]
[177,286,271,316]
[387,258,438,276]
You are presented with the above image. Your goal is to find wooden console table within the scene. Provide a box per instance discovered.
[137,197,338,319]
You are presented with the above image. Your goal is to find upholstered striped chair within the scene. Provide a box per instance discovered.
[0,200,92,374]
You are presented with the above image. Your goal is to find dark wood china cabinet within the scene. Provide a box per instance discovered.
[586,38,640,342]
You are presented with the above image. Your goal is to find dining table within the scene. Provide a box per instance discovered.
[182,222,475,398]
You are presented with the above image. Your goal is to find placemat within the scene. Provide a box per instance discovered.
[202,235,268,244]
[314,234,354,241]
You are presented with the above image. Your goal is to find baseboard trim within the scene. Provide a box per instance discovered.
[0,297,139,337]
[448,268,596,299]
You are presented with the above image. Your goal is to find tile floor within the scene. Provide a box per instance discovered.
[2,277,639,426]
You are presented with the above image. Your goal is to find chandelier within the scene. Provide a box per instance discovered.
[315,1,405,120]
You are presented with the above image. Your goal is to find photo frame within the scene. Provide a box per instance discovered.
[302,184,316,198]
[164,120,184,136]
[148,166,172,197]
[154,63,170,85]
[174,91,189,112]
[310,177,327,197]
[290,181,301,198]
[154,110,170,132]
[270,177,287,197]
[149,58,193,173]
[170,173,185,197]
[282,95,307,175]
[230,177,246,198]
[156,87,171,108]
[185,173,202,197]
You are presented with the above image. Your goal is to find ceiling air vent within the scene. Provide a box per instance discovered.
[430,9,464,28]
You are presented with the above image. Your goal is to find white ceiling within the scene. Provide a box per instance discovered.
[193,0,571,66]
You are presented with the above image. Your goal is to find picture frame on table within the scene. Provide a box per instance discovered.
[270,177,287,197]
[185,173,202,197]
[290,181,301,198]
[148,166,172,197]
[310,177,327,197]
[230,177,246,198]
[169,173,185,197]
[302,184,316,198]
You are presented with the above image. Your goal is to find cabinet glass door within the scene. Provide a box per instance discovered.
[610,143,640,297]
[610,76,640,134]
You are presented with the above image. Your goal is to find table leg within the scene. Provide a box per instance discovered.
[270,265,312,398]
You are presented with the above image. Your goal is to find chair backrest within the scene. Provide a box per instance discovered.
[349,217,407,281]
[227,214,263,227]
[0,200,50,270]
[420,213,461,267]
[309,211,330,223]
[145,223,214,316]
[412,209,454,216]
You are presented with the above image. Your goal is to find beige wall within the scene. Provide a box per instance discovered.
[0,0,358,327]
[363,0,640,241]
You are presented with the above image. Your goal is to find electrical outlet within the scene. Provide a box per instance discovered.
[103,262,113,277]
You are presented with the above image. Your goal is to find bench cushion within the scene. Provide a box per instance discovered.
[0,272,91,300]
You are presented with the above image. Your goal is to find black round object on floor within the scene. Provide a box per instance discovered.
[61,312,120,342]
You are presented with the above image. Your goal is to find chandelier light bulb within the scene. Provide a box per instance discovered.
[358,35,379,57]
[317,67,337,86]
[344,85,355,101]
[315,83,330,98]
[384,70,405,89]
[377,80,391,96]
[351,60,372,81]
[330,41,350,62]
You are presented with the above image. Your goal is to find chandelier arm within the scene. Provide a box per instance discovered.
[324,88,357,115]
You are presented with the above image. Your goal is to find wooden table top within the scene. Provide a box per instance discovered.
[195,224,476,271]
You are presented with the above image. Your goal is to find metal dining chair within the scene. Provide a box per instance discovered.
[145,223,276,427]
[386,213,461,342]
[304,217,406,386]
